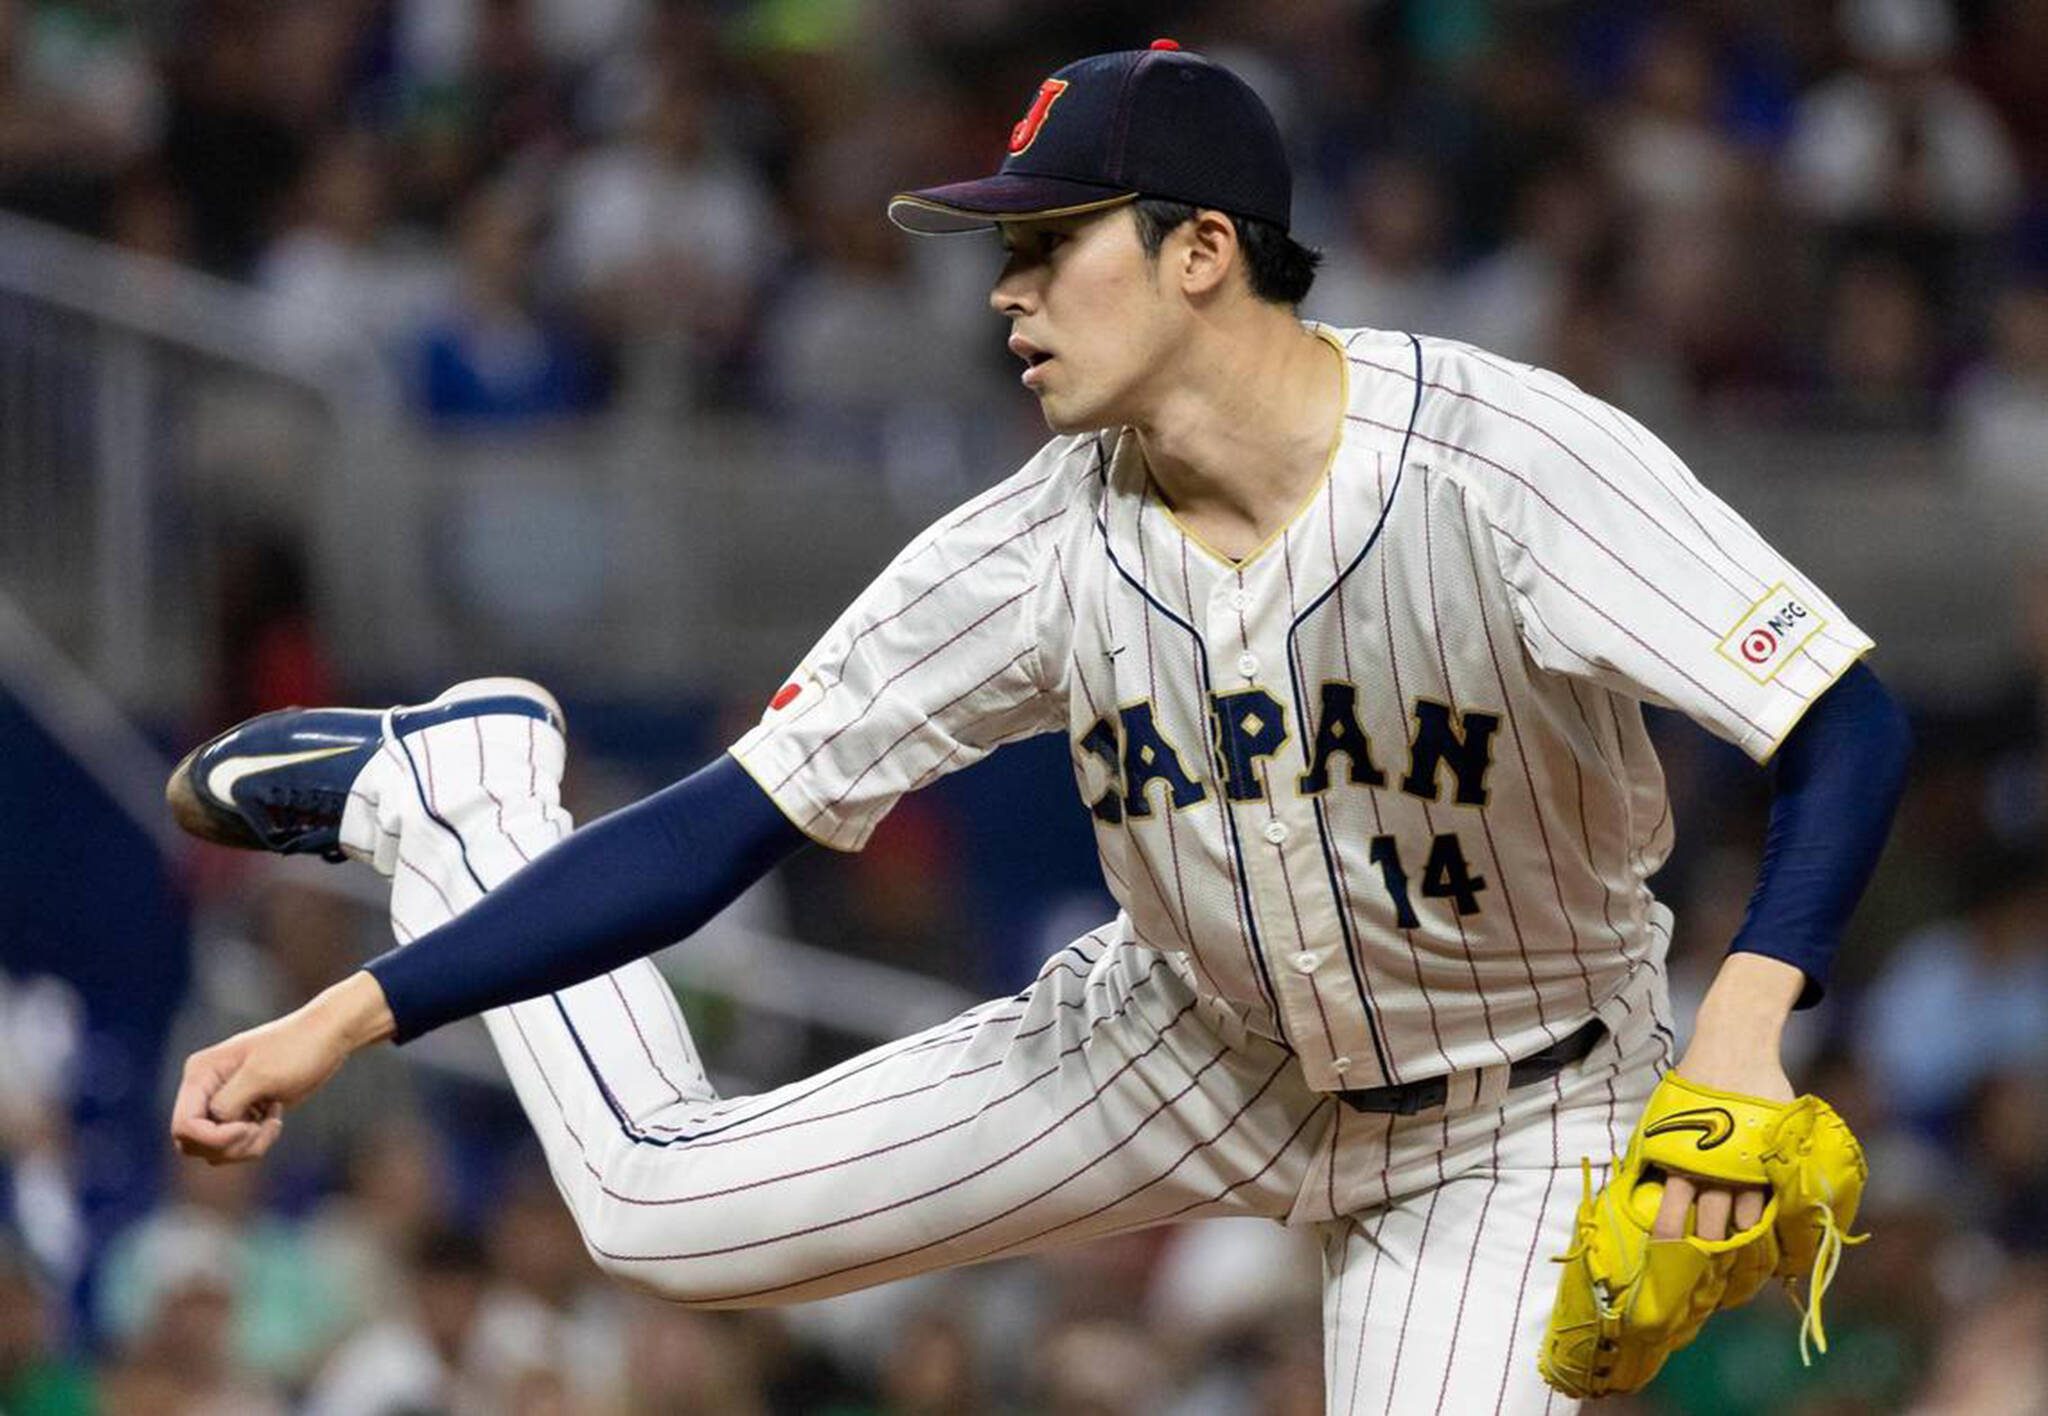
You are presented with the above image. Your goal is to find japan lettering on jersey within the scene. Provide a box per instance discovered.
[732,327,1872,1092]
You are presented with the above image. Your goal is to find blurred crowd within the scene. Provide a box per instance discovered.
[2,0,2048,1411]
[0,0,2042,479]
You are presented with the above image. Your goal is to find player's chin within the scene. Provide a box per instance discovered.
[1033,390,1118,437]
[1039,409,1113,436]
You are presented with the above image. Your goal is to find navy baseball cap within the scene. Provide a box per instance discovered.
[888,40,1292,235]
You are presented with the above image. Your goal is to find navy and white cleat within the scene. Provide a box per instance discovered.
[166,678,564,860]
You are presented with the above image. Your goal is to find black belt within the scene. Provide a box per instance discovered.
[1336,1018,1607,1116]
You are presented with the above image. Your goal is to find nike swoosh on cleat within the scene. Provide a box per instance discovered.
[206,745,360,801]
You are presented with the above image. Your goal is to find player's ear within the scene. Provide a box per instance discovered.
[1176,210,1240,298]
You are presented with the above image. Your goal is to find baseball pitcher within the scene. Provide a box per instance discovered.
[166,43,1910,1411]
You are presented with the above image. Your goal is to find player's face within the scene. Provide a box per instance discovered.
[990,207,1185,432]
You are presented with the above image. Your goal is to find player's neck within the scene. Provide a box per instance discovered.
[1131,315,1344,562]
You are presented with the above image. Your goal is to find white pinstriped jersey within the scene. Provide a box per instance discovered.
[732,325,1872,1093]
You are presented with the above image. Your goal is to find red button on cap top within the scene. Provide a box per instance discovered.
[1149,38,1181,50]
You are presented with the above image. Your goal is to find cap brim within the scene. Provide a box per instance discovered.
[887,175,1137,234]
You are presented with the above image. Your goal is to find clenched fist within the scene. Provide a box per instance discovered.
[170,971,395,1165]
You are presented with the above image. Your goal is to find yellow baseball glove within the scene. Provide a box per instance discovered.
[1536,1072,1868,1399]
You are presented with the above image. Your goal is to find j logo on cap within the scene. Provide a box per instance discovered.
[1008,79,1070,156]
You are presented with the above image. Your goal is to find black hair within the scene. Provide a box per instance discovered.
[1130,198,1321,306]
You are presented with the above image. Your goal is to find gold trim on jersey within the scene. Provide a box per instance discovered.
[1753,643,1872,765]
[725,748,859,854]
[1152,324,1351,571]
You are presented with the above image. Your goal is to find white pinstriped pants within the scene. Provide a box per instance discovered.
[348,707,1665,1414]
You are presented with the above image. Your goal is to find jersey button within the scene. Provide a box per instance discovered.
[1293,951,1316,973]
[1230,588,1251,611]
[1332,1056,1352,1073]
[1237,651,1260,678]
[1262,820,1288,844]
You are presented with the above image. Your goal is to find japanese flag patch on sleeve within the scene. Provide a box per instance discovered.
[1718,584,1827,683]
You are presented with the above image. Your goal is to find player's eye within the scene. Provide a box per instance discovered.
[996,226,1072,274]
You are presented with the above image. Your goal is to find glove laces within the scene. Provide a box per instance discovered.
[1789,1199,1868,1365]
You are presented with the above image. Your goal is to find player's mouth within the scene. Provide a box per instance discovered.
[1009,334,1055,388]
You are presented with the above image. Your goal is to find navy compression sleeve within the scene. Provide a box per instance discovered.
[363,753,806,1042]
[1727,660,1912,1006]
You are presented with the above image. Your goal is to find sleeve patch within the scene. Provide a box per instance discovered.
[764,672,827,724]
[1717,584,1826,684]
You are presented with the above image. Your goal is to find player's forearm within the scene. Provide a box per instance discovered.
[362,753,806,1042]
[1725,660,1912,1006]
[312,969,398,1055]
[1664,953,1805,1111]
[1693,952,1804,1035]
[1678,952,1804,1088]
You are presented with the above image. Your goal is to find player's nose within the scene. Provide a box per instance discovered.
[988,261,1035,318]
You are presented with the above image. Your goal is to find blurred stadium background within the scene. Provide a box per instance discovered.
[0,0,2044,1411]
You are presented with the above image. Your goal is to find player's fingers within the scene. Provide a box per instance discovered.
[171,1061,248,1158]
[170,1073,213,1141]
[209,1062,276,1124]
[173,1050,227,1118]
[1733,1186,1767,1233]
[173,1114,259,1162]
[1693,1185,1733,1242]
[223,1110,285,1164]
[1653,1173,1696,1240]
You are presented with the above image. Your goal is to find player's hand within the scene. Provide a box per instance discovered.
[1655,954,1803,1241]
[170,971,394,1165]
[1650,1049,1787,1241]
